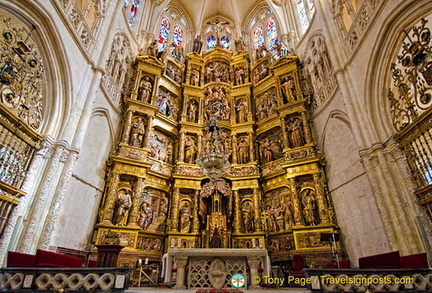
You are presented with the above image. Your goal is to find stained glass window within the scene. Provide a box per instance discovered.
[296,0,310,33]
[207,35,217,50]
[220,36,230,49]
[266,17,279,56]
[307,0,315,15]
[173,24,183,46]
[253,26,265,49]
[158,16,170,52]
[128,0,140,28]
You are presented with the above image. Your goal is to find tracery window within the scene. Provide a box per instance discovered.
[220,36,230,49]
[249,8,280,57]
[295,0,315,33]
[125,0,140,28]
[207,35,217,50]
[156,7,187,54]
[158,16,170,52]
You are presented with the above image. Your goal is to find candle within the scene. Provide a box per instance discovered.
[145,258,149,265]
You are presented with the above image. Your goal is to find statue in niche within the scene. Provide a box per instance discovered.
[287,117,305,148]
[281,76,296,102]
[234,66,245,85]
[187,99,198,123]
[190,67,200,86]
[260,138,273,164]
[184,136,197,164]
[282,197,294,230]
[237,136,249,164]
[302,189,318,226]
[129,117,146,148]
[167,96,179,119]
[242,201,254,233]
[156,93,169,114]
[236,99,248,123]
[192,36,203,54]
[179,201,192,233]
[137,76,152,103]
[147,40,158,58]
[138,202,154,230]
[114,189,132,226]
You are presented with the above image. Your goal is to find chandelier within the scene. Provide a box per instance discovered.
[196,117,230,181]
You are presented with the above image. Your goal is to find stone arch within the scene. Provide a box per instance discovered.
[0,1,72,139]
[366,0,432,143]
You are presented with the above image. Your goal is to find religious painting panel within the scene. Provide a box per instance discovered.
[165,60,182,84]
[258,128,283,164]
[204,61,230,84]
[203,86,231,121]
[136,74,154,103]
[136,236,163,251]
[138,187,168,233]
[255,87,278,120]
[265,187,294,233]
[148,130,173,164]
[156,87,179,120]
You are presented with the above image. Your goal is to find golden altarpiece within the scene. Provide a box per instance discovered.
[92,45,341,269]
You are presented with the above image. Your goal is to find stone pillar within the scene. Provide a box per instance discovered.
[101,172,120,224]
[234,190,241,233]
[170,188,180,232]
[253,188,262,231]
[301,111,312,144]
[121,110,133,145]
[313,174,329,224]
[192,190,200,233]
[289,178,303,226]
[129,178,145,227]
[174,256,188,290]
[248,256,262,290]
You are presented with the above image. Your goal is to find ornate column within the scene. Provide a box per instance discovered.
[101,172,120,224]
[289,178,303,226]
[174,256,188,290]
[197,133,203,157]
[170,187,180,232]
[253,188,262,231]
[231,134,238,164]
[179,132,185,162]
[129,178,145,227]
[121,110,134,145]
[301,111,312,144]
[280,117,289,148]
[313,174,329,224]
[248,132,255,161]
[248,256,262,290]
[234,190,241,233]
[143,115,154,147]
[37,147,80,250]
[192,190,200,233]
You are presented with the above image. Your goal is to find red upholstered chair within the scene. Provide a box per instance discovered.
[400,253,429,268]
[35,249,83,268]
[291,255,305,277]
[7,251,36,267]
